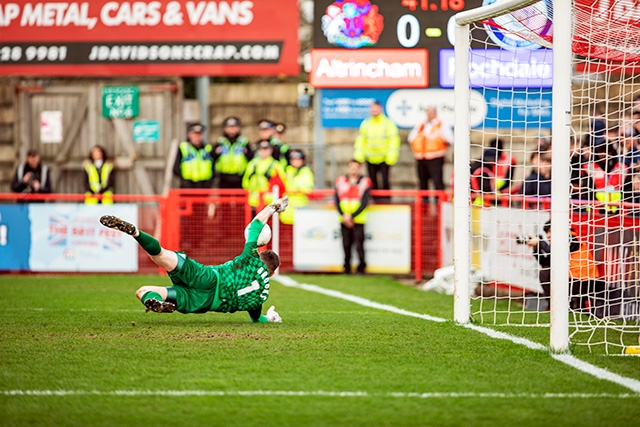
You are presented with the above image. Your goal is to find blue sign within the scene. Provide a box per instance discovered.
[320,88,552,130]
[482,88,552,129]
[133,120,160,143]
[0,205,31,269]
[320,89,395,129]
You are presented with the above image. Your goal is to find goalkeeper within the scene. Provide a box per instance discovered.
[99,196,289,323]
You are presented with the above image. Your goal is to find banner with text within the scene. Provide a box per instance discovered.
[0,203,138,272]
[293,204,411,273]
[0,0,299,76]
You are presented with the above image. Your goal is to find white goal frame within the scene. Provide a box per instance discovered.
[453,0,573,353]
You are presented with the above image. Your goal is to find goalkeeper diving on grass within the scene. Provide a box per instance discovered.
[99,196,289,323]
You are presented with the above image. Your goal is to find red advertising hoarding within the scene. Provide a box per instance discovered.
[0,0,299,76]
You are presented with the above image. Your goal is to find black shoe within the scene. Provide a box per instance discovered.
[144,298,176,313]
[100,215,137,236]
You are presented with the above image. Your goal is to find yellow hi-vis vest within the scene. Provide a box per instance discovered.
[179,142,213,182]
[354,114,401,165]
[280,165,315,225]
[242,157,285,207]
[84,161,114,204]
[215,136,250,175]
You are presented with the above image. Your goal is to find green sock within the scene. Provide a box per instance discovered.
[134,231,161,256]
[141,291,164,303]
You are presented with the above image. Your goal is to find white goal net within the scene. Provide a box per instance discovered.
[453,0,640,354]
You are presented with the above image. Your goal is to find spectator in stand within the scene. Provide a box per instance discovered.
[11,149,53,199]
[632,109,640,138]
[257,119,289,167]
[335,159,373,275]
[213,116,254,189]
[521,152,552,208]
[619,129,640,171]
[623,173,640,216]
[173,123,214,189]
[583,103,607,148]
[83,145,115,204]
[633,93,640,114]
[355,100,401,201]
[469,147,498,206]
[280,149,315,226]
[535,135,552,153]
[604,125,622,153]
[407,105,453,195]
[570,137,594,212]
[242,140,286,217]
[489,137,517,194]
[619,112,635,139]
[582,141,627,213]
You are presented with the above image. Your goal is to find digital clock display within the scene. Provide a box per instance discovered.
[400,0,466,12]
[313,0,484,87]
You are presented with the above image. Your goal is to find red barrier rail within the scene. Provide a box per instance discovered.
[0,189,449,280]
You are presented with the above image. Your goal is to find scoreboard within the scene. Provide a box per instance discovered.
[313,0,485,87]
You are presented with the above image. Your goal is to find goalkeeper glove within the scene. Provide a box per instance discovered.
[266,305,282,323]
[270,196,289,213]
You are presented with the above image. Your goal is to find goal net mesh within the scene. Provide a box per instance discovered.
[462,0,640,354]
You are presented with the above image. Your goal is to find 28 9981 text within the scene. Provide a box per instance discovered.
[0,45,68,62]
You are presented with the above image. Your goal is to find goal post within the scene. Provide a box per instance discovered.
[452,0,640,354]
[549,0,572,353]
[453,0,571,353]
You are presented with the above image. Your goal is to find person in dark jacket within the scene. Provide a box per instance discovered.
[11,149,53,199]
[524,220,605,314]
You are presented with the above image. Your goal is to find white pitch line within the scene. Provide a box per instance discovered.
[274,276,446,323]
[273,275,640,394]
[2,390,639,399]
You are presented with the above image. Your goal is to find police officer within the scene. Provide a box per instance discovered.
[173,123,214,189]
[281,149,315,225]
[213,116,253,189]
[242,140,286,217]
[257,119,290,167]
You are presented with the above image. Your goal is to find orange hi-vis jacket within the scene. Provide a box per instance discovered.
[569,232,600,280]
[410,118,448,160]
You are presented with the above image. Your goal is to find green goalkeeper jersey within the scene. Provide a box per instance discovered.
[211,219,270,315]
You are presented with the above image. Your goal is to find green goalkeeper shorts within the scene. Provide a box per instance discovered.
[167,252,220,314]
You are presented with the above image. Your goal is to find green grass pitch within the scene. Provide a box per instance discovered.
[1,273,638,426]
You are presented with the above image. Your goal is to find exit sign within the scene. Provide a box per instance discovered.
[102,86,139,119]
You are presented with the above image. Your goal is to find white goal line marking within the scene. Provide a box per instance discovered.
[273,275,640,394]
[3,390,639,399]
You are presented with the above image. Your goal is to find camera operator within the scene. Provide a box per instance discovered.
[522,220,604,313]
